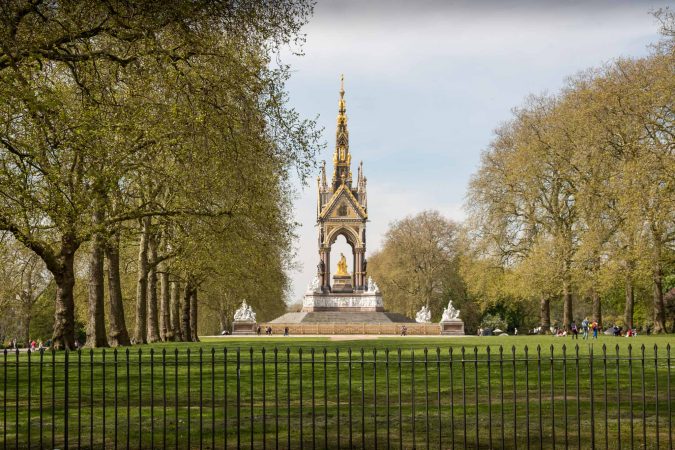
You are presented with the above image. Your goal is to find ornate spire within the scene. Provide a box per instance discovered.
[333,74,351,188]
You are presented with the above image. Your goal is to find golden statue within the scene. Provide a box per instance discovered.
[336,253,349,276]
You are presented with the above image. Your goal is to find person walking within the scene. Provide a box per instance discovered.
[591,321,599,339]
[581,318,589,340]
[570,322,578,339]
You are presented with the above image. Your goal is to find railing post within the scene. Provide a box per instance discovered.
[126,348,130,450]
[461,346,466,450]
[114,348,118,450]
[603,344,608,450]
[323,347,328,449]
[486,346,492,449]
[498,346,503,449]
[348,347,353,449]
[102,348,106,447]
[615,344,621,450]
[575,344,580,450]
[274,347,279,450]
[511,346,517,449]
[263,347,267,450]
[563,344,568,450]
[628,344,633,450]
[361,348,365,450]
[3,348,7,450]
[537,345,543,449]
[336,348,341,450]
[311,347,316,450]
[236,347,240,450]
[436,347,442,450]
[27,348,31,449]
[299,347,304,450]
[175,348,179,450]
[373,348,378,449]
[164,348,169,450]
[653,344,659,450]
[15,348,19,450]
[138,349,143,450]
[640,344,646,448]
[151,348,156,450]
[250,347,254,450]
[667,344,671,450]
[550,344,555,449]
[398,348,402,450]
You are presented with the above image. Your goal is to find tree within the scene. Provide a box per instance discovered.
[0,0,319,347]
[368,211,463,320]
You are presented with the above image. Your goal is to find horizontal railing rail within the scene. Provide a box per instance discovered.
[0,343,672,449]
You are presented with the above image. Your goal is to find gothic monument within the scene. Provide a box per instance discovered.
[303,75,384,312]
[269,76,414,326]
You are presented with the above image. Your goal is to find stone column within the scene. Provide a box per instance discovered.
[354,249,364,291]
[352,248,359,290]
[323,250,331,291]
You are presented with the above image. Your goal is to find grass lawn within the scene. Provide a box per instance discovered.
[1,334,673,449]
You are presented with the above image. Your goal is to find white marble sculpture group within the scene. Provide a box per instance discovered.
[415,300,461,324]
[233,300,256,322]
[366,276,380,294]
[415,304,432,323]
[441,300,461,321]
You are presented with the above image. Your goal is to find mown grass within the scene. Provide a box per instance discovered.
[1,334,673,449]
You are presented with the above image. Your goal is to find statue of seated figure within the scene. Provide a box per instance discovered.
[233,300,256,322]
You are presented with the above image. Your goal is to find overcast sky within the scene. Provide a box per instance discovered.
[281,0,670,303]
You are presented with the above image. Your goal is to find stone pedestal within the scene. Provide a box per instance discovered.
[332,274,353,293]
[440,319,465,335]
[302,292,384,312]
[232,321,257,335]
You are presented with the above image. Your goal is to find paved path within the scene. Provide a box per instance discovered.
[203,334,475,341]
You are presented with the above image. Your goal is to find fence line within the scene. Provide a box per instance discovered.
[0,343,672,449]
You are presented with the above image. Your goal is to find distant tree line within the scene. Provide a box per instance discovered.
[370,11,674,334]
[0,0,319,348]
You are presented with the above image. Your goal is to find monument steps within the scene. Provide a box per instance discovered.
[269,311,414,324]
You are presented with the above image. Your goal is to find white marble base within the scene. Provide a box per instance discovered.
[232,321,257,334]
[302,292,384,312]
[440,319,465,335]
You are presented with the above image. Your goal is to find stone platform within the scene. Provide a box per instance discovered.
[269,311,415,324]
[232,321,256,335]
[440,319,464,335]
[302,292,385,312]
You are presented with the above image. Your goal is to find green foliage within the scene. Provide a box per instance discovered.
[368,210,463,320]
[0,0,320,345]
[480,313,508,332]
[464,14,675,332]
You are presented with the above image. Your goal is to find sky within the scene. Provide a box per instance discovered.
[281,0,670,303]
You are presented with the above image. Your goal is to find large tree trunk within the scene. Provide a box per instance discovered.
[190,288,199,342]
[105,233,130,346]
[159,269,171,341]
[86,228,108,347]
[624,279,634,330]
[170,281,181,341]
[133,217,150,344]
[146,233,160,343]
[652,263,666,334]
[540,295,551,333]
[20,291,31,344]
[181,282,192,342]
[562,275,573,330]
[52,234,78,350]
[591,289,602,328]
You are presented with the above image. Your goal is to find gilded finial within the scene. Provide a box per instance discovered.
[340,74,344,98]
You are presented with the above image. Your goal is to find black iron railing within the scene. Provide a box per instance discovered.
[0,344,672,449]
